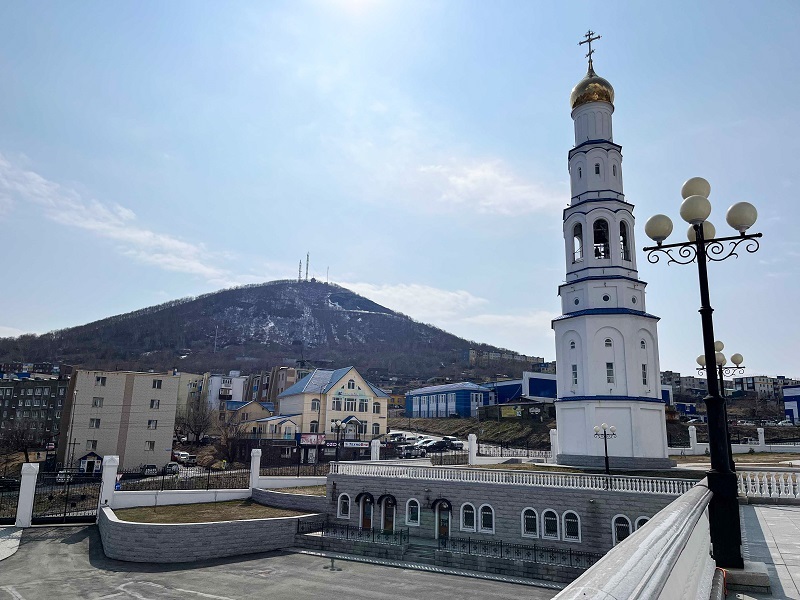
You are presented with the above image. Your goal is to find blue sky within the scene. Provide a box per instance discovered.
[0,1,797,378]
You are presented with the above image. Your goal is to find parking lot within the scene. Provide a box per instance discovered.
[0,526,557,600]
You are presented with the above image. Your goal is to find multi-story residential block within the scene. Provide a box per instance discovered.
[734,375,800,400]
[204,371,248,409]
[57,370,181,472]
[266,365,313,406]
[175,372,205,416]
[0,377,70,448]
[243,370,271,403]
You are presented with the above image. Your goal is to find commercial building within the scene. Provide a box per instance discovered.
[57,370,181,471]
[405,382,491,418]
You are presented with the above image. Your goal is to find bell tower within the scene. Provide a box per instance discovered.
[552,32,670,469]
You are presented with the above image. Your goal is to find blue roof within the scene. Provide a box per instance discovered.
[278,367,389,398]
[258,402,275,412]
[249,414,299,424]
[406,382,490,396]
[225,400,249,411]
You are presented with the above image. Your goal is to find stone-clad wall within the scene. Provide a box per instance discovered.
[327,474,679,554]
[251,488,328,513]
[98,507,320,563]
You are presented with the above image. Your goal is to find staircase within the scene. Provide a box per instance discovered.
[401,543,439,565]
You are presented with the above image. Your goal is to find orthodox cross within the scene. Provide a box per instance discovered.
[579,30,601,71]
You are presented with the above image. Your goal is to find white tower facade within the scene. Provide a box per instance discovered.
[553,52,670,469]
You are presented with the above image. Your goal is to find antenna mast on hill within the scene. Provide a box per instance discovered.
[298,260,302,282]
[306,252,309,281]
[327,266,329,284]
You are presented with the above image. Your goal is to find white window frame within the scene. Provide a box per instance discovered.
[89,418,100,429]
[372,423,380,435]
[642,364,648,386]
[406,498,420,526]
[542,509,560,540]
[92,397,103,408]
[460,503,476,532]
[144,440,155,451]
[606,362,615,384]
[147,419,158,430]
[478,504,495,534]
[562,511,581,542]
[337,493,351,519]
[86,440,98,451]
[521,508,538,538]
[150,399,160,409]
[571,364,578,386]
[612,514,632,545]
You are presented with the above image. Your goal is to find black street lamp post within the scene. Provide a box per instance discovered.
[643,176,760,569]
[330,419,343,462]
[593,423,616,475]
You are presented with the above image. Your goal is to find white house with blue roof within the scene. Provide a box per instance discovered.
[277,366,389,445]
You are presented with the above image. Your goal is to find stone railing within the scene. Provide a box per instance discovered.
[552,480,716,600]
[331,463,696,495]
[738,470,800,501]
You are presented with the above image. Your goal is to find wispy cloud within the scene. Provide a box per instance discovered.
[0,325,28,338]
[0,153,298,288]
[343,282,488,321]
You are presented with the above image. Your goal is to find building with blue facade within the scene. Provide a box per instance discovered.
[405,382,490,418]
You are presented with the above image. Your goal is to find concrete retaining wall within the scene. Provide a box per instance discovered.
[252,488,328,513]
[110,489,250,509]
[98,506,321,563]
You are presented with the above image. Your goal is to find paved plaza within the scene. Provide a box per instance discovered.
[741,504,800,599]
[0,526,557,600]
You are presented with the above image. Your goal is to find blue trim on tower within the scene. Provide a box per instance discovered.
[564,201,634,219]
[565,265,639,277]
[571,189,627,201]
[552,307,660,324]
[556,395,666,404]
[569,139,623,152]
[558,275,647,289]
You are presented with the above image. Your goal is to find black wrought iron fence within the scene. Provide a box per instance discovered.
[0,477,21,524]
[439,536,602,570]
[259,463,331,478]
[296,519,409,546]
[429,451,469,466]
[118,467,249,491]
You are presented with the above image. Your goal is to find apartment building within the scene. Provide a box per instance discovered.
[57,370,181,471]
[0,377,70,447]
[204,371,248,410]
[266,365,313,407]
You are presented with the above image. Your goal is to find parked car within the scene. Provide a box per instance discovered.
[140,464,159,476]
[175,451,190,464]
[441,436,464,450]
[184,455,198,466]
[422,439,450,452]
[0,477,20,491]
[164,462,180,474]
[395,444,426,458]
[45,442,55,451]
[55,470,73,484]
[777,420,795,427]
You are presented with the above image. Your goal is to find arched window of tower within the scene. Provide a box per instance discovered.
[573,224,584,262]
[604,338,613,348]
[570,340,576,350]
[594,163,600,175]
[593,220,610,259]
[613,164,617,177]
[640,340,646,350]
[619,221,631,261]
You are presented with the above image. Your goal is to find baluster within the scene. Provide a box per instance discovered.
[771,473,779,498]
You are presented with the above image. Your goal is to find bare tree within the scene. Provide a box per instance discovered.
[0,418,36,463]
[178,398,214,442]
[219,413,249,462]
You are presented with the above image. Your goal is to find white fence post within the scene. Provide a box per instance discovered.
[688,426,698,454]
[15,462,39,528]
[757,427,766,450]
[549,429,559,464]
[250,448,262,489]
[468,434,477,465]
[370,438,380,461]
[99,455,120,510]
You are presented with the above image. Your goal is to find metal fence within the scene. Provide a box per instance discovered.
[477,443,552,459]
[0,477,20,524]
[297,519,410,546]
[259,463,331,478]
[429,451,469,466]
[31,471,102,524]
[118,467,249,491]
[439,536,602,570]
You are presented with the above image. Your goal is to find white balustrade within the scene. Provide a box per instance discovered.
[737,471,800,501]
[330,462,695,495]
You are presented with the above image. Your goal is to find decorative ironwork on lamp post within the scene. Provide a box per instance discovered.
[643,176,761,569]
[330,419,343,462]
[593,423,616,475]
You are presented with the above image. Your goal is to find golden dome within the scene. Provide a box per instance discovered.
[570,66,615,109]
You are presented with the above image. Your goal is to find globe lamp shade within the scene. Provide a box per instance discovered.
[593,426,600,433]
[681,177,711,199]
[680,195,712,225]
[609,426,617,434]
[601,423,608,430]
[715,352,727,366]
[687,221,716,242]
[714,340,724,352]
[696,354,706,367]
[731,353,744,367]
[644,214,673,243]
[726,202,758,234]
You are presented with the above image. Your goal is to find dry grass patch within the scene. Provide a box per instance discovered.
[268,485,327,496]
[114,499,309,524]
